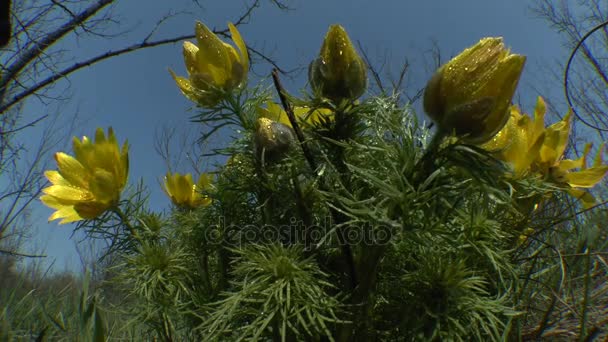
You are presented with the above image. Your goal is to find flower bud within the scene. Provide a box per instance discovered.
[309,25,367,103]
[423,37,526,143]
[254,117,295,162]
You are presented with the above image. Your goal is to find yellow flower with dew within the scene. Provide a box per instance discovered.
[169,21,249,107]
[257,101,333,128]
[483,97,547,177]
[40,128,129,224]
[483,96,608,208]
[423,37,526,143]
[537,116,608,208]
[309,24,367,102]
[163,172,213,209]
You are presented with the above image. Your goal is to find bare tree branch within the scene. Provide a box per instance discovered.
[0,0,116,93]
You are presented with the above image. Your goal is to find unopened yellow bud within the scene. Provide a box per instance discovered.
[423,37,526,143]
[309,25,367,103]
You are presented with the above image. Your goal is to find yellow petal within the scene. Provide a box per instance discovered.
[195,21,230,86]
[197,173,214,190]
[183,41,199,75]
[118,141,129,188]
[566,166,608,188]
[259,102,292,128]
[44,170,70,186]
[54,152,88,188]
[74,201,109,219]
[541,111,571,164]
[223,42,244,87]
[559,158,584,171]
[593,142,605,168]
[179,173,195,202]
[106,127,118,147]
[228,22,249,72]
[41,194,74,209]
[95,127,107,144]
[196,197,212,208]
[43,184,92,201]
[530,96,546,143]
[169,69,200,100]
[89,169,119,203]
[72,138,96,171]
[515,131,545,177]
[567,188,597,209]
[49,206,82,224]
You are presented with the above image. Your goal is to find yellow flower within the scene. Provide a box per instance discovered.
[40,128,129,224]
[309,24,367,102]
[163,172,213,209]
[169,21,249,107]
[257,101,333,128]
[483,97,547,177]
[482,97,608,208]
[539,118,608,208]
[423,37,526,143]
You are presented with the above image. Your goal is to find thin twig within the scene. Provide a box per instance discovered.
[271,68,317,172]
[357,40,384,93]
[0,33,290,115]
[0,248,46,258]
[0,0,115,90]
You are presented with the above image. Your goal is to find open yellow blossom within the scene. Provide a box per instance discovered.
[424,37,526,143]
[257,101,333,128]
[483,97,547,177]
[164,172,213,209]
[482,97,608,208]
[536,114,608,207]
[41,128,129,224]
[169,21,248,107]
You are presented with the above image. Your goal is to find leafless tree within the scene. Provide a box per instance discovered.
[524,3,608,339]
[532,0,608,142]
[0,0,288,259]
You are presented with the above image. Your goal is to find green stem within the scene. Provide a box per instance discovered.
[112,207,139,240]
[579,246,591,341]
[226,92,246,127]
[201,252,212,294]
[217,212,231,291]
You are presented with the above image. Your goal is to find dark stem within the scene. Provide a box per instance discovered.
[271,68,317,172]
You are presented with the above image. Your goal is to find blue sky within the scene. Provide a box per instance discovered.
[19,0,567,272]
